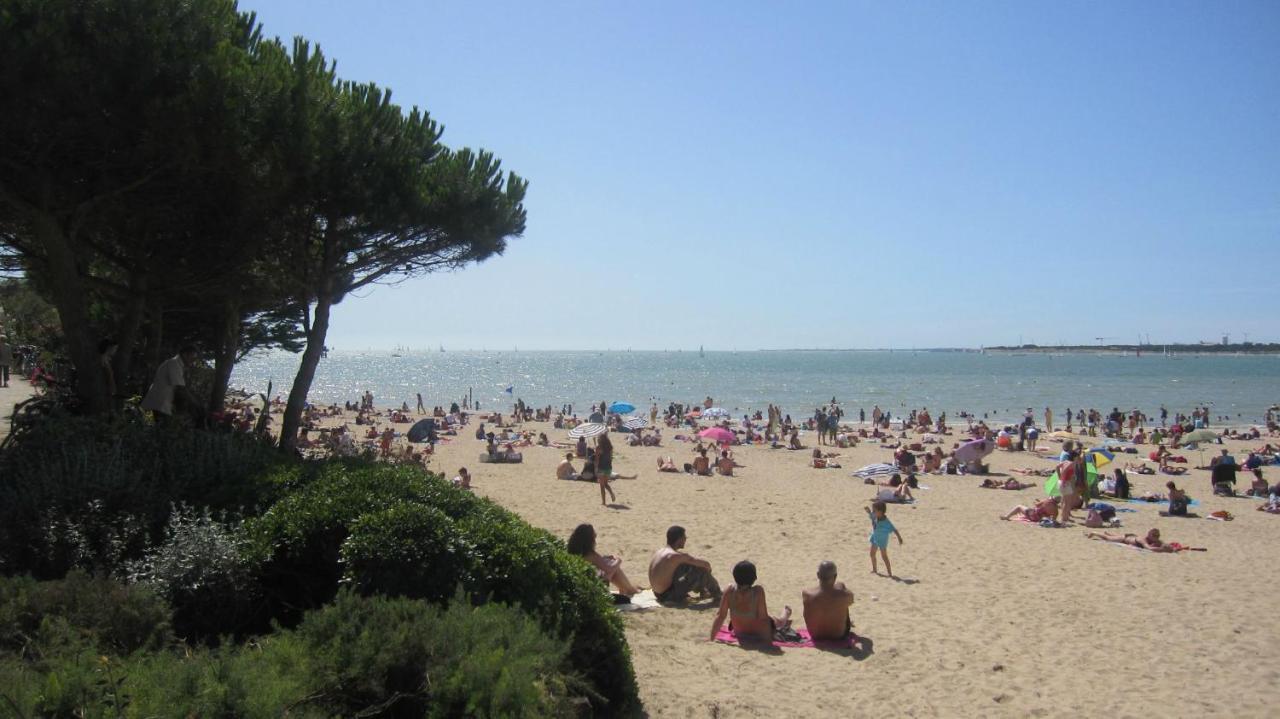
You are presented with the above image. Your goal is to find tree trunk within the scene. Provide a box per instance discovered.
[278,293,331,452]
[143,296,164,375]
[32,214,107,414]
[209,301,242,411]
[112,276,148,400]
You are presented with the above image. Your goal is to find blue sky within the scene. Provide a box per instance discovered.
[243,0,1279,350]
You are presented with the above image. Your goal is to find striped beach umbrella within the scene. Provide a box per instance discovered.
[852,463,898,480]
[702,407,730,419]
[568,422,607,439]
[622,416,649,430]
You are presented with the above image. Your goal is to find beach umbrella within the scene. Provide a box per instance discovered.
[702,407,730,419]
[1044,463,1099,496]
[1180,429,1217,444]
[622,416,649,430]
[853,463,898,480]
[407,418,437,443]
[698,427,735,444]
[608,402,636,414]
[1100,438,1131,448]
[1085,448,1115,468]
[955,438,995,463]
[568,422,608,439]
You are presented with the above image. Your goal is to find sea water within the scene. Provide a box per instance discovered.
[231,350,1280,424]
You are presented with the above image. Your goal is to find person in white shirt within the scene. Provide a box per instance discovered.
[140,345,200,422]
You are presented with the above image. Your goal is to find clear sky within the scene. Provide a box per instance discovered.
[242,0,1279,350]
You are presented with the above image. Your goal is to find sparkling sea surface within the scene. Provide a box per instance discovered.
[231,350,1280,424]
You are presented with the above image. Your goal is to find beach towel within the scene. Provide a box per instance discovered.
[714,626,861,649]
[616,589,662,612]
[1122,498,1200,507]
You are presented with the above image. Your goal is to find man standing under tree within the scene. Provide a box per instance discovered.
[141,345,203,424]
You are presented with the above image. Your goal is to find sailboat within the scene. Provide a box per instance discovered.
[699,345,705,358]
[439,344,445,352]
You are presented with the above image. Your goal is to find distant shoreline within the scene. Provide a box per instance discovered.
[983,345,1280,356]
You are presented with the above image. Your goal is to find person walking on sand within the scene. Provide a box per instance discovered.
[802,560,856,640]
[649,525,721,604]
[866,501,904,577]
[1044,407,1053,433]
[416,392,425,414]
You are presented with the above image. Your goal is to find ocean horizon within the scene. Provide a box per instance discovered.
[231,349,1280,425]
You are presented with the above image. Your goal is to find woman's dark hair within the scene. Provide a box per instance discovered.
[566,524,595,556]
[97,338,118,354]
[732,560,757,587]
[905,474,919,488]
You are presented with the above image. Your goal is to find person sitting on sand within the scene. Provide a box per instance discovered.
[1163,481,1190,516]
[1245,469,1269,497]
[657,456,679,473]
[452,467,471,491]
[1258,494,1280,514]
[567,523,640,596]
[649,525,721,604]
[1001,496,1059,522]
[708,560,794,642]
[1085,528,1204,553]
[556,453,580,481]
[716,450,736,476]
[691,449,712,476]
[802,560,856,641]
[788,430,804,450]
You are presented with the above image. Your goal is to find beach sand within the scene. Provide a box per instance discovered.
[410,417,1278,718]
[284,407,1280,717]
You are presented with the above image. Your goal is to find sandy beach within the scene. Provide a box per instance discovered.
[348,412,1274,719]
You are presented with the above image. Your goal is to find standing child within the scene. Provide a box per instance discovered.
[866,501,904,577]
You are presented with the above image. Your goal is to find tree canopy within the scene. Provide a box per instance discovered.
[0,0,526,439]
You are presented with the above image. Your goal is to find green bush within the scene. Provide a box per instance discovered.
[0,416,287,578]
[340,503,474,600]
[0,588,579,718]
[126,504,259,642]
[246,460,639,715]
[0,572,173,657]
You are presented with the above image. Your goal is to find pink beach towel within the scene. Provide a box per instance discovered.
[714,627,861,649]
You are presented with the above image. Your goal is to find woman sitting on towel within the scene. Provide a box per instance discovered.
[567,524,640,596]
[708,560,793,642]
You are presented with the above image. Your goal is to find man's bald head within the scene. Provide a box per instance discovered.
[817,560,837,586]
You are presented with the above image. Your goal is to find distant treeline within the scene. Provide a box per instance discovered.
[986,344,1280,354]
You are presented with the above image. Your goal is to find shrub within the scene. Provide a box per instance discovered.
[127,504,259,641]
[246,460,639,715]
[0,572,172,657]
[340,503,473,601]
[0,415,287,578]
[0,588,577,718]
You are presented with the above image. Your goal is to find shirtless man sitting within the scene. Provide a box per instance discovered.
[556,453,580,481]
[691,449,712,476]
[648,525,721,604]
[802,561,855,640]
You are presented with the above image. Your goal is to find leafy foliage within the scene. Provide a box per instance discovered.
[0,415,287,578]
[245,460,639,714]
[126,505,258,641]
[0,585,578,718]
